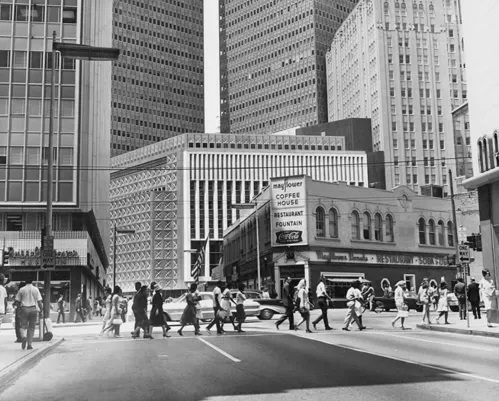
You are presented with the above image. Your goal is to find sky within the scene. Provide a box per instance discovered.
[203,1,220,133]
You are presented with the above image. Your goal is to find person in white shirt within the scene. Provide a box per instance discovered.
[14,279,43,350]
[206,281,223,334]
[391,281,409,329]
[312,276,333,331]
[342,280,364,331]
[0,274,8,330]
[261,287,270,299]
[479,269,496,328]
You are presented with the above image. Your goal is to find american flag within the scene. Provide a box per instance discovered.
[191,236,209,284]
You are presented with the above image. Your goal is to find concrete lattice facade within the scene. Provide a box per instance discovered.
[326,0,468,193]
[219,0,359,135]
[110,132,369,293]
[110,0,205,156]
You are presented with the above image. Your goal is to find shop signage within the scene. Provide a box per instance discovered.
[6,247,80,267]
[313,250,447,267]
[270,176,308,247]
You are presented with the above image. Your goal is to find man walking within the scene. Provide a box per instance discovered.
[454,277,467,320]
[0,274,7,331]
[467,277,481,319]
[206,281,223,335]
[275,277,295,330]
[312,276,333,331]
[74,293,85,323]
[131,282,152,338]
[342,280,364,331]
[14,279,43,350]
[57,294,65,324]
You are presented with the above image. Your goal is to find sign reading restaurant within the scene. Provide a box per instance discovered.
[270,176,308,247]
[313,250,447,267]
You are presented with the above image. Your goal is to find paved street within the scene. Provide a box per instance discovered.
[1,310,498,401]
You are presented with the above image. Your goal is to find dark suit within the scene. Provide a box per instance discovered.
[276,282,294,329]
[467,282,481,319]
[132,287,150,333]
[454,282,466,320]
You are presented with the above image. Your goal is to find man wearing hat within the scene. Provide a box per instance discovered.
[467,277,481,319]
[454,277,467,320]
[275,277,295,330]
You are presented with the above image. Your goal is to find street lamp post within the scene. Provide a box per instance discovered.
[232,203,261,291]
[113,225,136,289]
[43,32,120,318]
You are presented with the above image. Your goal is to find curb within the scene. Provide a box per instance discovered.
[1,321,102,331]
[416,324,499,338]
[0,337,64,394]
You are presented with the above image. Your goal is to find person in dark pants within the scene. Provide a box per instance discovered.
[74,293,86,323]
[206,281,223,334]
[454,277,466,320]
[15,279,43,350]
[131,282,151,338]
[467,277,481,319]
[276,277,295,330]
[14,282,26,343]
[312,276,333,331]
[57,294,65,324]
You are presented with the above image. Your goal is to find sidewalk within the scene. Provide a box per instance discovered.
[417,315,499,338]
[0,335,64,393]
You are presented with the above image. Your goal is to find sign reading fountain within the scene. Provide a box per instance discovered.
[270,176,308,247]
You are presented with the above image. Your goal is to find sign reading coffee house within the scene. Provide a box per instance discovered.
[270,176,308,247]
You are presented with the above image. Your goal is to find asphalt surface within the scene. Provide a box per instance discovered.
[1,311,498,401]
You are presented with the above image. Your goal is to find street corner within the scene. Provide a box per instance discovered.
[0,336,64,394]
[416,323,499,338]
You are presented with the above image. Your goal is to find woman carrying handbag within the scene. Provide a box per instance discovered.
[102,286,124,338]
[178,283,202,336]
[294,279,313,333]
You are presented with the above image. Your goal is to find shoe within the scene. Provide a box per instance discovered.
[15,339,22,343]
[360,326,367,330]
[114,335,122,338]
[21,337,27,350]
[27,345,33,350]
[217,331,223,335]
[206,328,212,335]
[293,325,298,331]
[165,326,171,333]
[325,327,333,331]
[306,329,312,333]
[487,324,494,328]
[444,322,450,325]
[163,334,171,338]
[131,334,138,339]
[275,323,280,330]
[312,323,317,330]
[177,330,183,336]
[391,321,395,328]
[342,328,350,331]
[237,329,245,333]
[195,332,202,336]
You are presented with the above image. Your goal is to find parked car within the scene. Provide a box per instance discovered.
[162,291,260,322]
[447,293,460,312]
[373,291,422,312]
[230,290,286,320]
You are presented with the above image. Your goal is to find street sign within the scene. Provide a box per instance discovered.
[458,244,470,263]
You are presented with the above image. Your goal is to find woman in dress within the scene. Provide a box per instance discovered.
[149,284,171,338]
[294,279,313,333]
[102,286,124,338]
[479,269,496,328]
[234,282,246,333]
[99,287,112,335]
[418,279,432,324]
[219,282,237,332]
[435,282,450,324]
[178,283,202,336]
[391,281,409,329]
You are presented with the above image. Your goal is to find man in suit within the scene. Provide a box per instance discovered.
[454,277,467,320]
[467,277,481,319]
[74,293,85,323]
[275,277,295,330]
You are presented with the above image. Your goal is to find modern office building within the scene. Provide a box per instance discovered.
[110,0,205,156]
[219,0,359,135]
[0,0,112,319]
[452,101,472,178]
[223,175,458,299]
[110,132,369,293]
[326,0,468,192]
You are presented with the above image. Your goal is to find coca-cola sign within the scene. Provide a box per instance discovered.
[270,176,308,247]
[275,230,303,244]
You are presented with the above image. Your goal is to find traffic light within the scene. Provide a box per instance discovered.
[466,233,482,251]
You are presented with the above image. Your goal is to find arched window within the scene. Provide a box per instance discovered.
[363,212,371,240]
[351,211,360,240]
[413,2,417,10]
[478,141,484,172]
[419,3,424,10]
[447,221,454,247]
[329,208,338,238]
[438,220,445,246]
[395,2,399,8]
[386,214,394,242]
[374,213,383,241]
[429,3,434,12]
[428,219,436,245]
[401,2,406,9]
[316,207,325,237]
[494,133,499,167]
[418,218,426,245]
[483,139,489,171]
[384,2,389,13]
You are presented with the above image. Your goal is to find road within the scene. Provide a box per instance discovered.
[1,310,498,401]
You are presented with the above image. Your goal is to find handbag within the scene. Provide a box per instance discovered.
[112,318,123,325]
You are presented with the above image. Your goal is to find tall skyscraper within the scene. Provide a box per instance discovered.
[219,0,359,135]
[110,0,205,156]
[326,0,468,192]
[0,0,112,318]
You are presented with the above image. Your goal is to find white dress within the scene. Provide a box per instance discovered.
[480,278,496,311]
[436,289,448,312]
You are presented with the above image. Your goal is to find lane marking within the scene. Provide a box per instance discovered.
[198,337,241,362]
[365,331,498,352]
[297,333,499,384]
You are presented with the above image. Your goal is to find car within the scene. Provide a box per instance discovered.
[373,291,422,312]
[230,290,286,320]
[162,291,260,322]
[446,293,460,312]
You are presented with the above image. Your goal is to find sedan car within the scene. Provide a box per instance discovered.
[162,292,260,322]
[373,291,422,312]
[231,290,286,320]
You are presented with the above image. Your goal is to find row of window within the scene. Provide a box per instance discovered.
[418,218,454,247]
[315,208,395,243]
[0,4,77,23]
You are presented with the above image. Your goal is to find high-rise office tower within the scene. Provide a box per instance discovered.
[326,0,468,193]
[219,0,359,135]
[0,0,112,317]
[110,0,205,156]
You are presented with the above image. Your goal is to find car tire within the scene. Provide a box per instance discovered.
[258,309,274,320]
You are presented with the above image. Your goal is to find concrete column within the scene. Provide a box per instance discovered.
[274,264,281,296]
[304,262,310,290]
